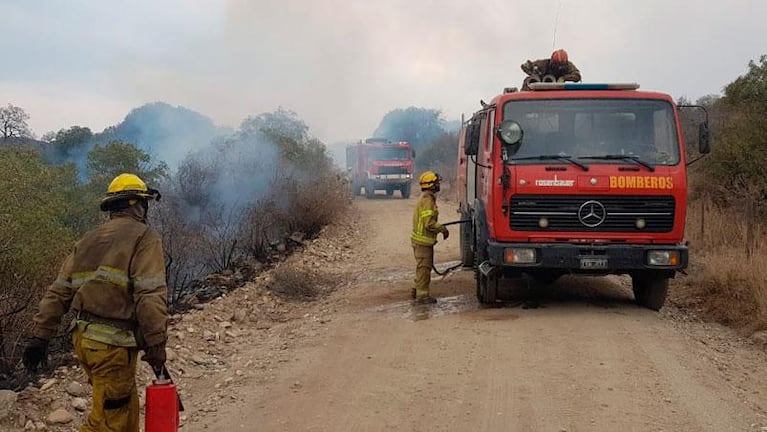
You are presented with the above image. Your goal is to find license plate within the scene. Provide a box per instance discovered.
[580,257,608,269]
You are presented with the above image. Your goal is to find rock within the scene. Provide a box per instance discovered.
[24,419,34,430]
[192,355,209,365]
[0,389,17,419]
[166,347,178,362]
[71,397,89,412]
[222,269,234,276]
[47,408,74,424]
[203,330,216,341]
[186,327,196,333]
[65,381,85,397]
[40,378,58,392]
[219,321,232,329]
[750,330,767,347]
[232,308,248,322]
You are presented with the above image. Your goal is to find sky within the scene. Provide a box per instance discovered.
[1,0,765,143]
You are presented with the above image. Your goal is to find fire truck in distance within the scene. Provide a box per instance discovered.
[346,138,416,199]
[458,82,711,310]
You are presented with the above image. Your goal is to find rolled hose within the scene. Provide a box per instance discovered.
[522,75,541,90]
[542,74,557,83]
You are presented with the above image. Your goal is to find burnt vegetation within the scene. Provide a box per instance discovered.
[0,105,349,385]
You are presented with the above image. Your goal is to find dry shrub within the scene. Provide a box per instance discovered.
[675,198,767,331]
[276,173,351,237]
[272,263,335,301]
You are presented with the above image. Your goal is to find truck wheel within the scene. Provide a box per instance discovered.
[386,189,394,196]
[477,271,498,305]
[401,183,411,199]
[352,183,362,196]
[459,213,474,267]
[631,274,669,311]
[365,182,375,199]
[474,229,497,304]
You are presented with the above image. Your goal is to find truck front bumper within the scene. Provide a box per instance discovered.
[486,241,688,274]
[367,174,412,186]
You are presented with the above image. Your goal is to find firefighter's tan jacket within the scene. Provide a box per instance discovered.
[411,191,444,246]
[521,59,582,82]
[32,214,168,348]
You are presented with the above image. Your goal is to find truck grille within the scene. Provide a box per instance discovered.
[510,195,675,233]
[377,166,408,175]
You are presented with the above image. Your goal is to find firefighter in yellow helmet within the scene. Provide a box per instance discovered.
[410,171,449,304]
[23,173,168,432]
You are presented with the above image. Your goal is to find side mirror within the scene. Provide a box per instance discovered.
[464,123,479,156]
[698,123,711,154]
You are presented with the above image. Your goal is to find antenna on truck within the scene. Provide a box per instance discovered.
[552,0,563,49]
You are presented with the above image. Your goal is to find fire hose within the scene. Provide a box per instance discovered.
[431,219,471,276]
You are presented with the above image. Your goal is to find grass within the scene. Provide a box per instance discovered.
[674,199,767,332]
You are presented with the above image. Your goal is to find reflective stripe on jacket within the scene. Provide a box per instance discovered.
[411,191,443,246]
[70,320,138,347]
[33,215,168,347]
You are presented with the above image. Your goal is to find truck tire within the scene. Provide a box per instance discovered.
[386,189,394,196]
[365,182,375,199]
[474,226,497,304]
[631,274,669,311]
[352,182,362,196]
[401,183,411,199]
[459,212,474,267]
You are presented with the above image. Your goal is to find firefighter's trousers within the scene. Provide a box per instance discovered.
[412,244,434,298]
[72,326,139,432]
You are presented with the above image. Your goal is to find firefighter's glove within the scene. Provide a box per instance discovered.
[557,77,565,83]
[441,227,450,240]
[521,60,534,74]
[141,342,167,369]
[22,337,49,373]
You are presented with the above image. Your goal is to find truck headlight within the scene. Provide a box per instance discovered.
[504,248,536,264]
[647,250,680,266]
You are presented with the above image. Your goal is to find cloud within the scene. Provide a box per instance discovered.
[2,0,766,141]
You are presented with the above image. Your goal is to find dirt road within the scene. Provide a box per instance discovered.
[185,196,767,432]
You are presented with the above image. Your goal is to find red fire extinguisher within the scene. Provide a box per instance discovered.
[145,366,184,432]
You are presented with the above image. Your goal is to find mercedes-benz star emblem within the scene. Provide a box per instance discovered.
[578,200,607,227]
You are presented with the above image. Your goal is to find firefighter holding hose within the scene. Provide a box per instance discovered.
[410,171,449,304]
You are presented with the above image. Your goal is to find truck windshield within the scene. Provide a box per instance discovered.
[502,99,680,166]
[369,148,410,160]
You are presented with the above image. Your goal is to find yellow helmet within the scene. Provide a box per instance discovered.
[100,173,161,211]
[418,171,441,190]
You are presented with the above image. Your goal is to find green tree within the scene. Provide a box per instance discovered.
[700,55,767,204]
[373,107,447,152]
[0,104,32,141]
[54,126,93,158]
[86,140,168,190]
[238,107,331,171]
[0,147,76,374]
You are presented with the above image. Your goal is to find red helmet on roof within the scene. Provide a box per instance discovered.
[551,49,569,65]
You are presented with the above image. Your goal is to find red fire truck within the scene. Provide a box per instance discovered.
[457,83,710,310]
[346,138,415,199]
